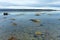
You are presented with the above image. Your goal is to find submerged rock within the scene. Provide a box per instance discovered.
[58,19,60,20]
[3,17,7,19]
[30,19,40,23]
[40,24,44,26]
[12,23,17,26]
[33,34,38,37]
[57,35,60,38]
[35,13,40,16]
[47,14,52,16]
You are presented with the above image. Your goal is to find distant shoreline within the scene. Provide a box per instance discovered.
[0,9,58,11]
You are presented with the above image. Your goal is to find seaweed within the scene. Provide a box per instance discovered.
[8,36,17,40]
[12,23,17,26]
[30,19,40,23]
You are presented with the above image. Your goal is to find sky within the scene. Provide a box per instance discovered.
[0,0,60,9]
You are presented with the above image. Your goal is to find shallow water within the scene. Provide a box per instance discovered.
[0,11,60,40]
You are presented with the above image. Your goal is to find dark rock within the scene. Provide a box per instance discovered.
[3,12,8,15]
[40,24,44,26]
[33,35,38,38]
[35,13,40,16]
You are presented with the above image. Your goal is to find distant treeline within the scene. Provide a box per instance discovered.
[0,9,57,11]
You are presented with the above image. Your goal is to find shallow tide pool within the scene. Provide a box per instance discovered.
[0,11,60,40]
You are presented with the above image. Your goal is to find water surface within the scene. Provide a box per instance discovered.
[0,11,60,40]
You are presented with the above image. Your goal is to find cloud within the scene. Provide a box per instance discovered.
[0,0,60,9]
[0,0,39,5]
[0,6,60,10]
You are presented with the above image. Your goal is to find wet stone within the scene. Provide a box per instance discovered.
[3,13,8,15]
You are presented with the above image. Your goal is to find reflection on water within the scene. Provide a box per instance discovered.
[0,11,60,40]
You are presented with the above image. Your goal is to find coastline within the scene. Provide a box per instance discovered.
[0,9,57,11]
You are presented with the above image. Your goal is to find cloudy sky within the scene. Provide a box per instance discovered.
[0,0,60,9]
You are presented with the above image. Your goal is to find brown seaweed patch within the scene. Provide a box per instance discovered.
[30,19,40,23]
[8,36,17,40]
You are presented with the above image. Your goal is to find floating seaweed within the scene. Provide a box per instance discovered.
[30,19,40,23]
[8,36,17,40]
